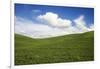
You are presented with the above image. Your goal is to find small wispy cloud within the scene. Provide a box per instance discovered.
[73,15,89,32]
[32,9,41,13]
[15,12,94,38]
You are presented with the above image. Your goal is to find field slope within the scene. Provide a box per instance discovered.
[15,31,94,65]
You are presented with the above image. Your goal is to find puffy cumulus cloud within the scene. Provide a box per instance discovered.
[15,16,73,38]
[37,12,72,28]
[15,12,94,38]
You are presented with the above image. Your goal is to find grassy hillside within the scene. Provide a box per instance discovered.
[15,31,94,65]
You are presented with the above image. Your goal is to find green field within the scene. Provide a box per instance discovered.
[15,31,94,65]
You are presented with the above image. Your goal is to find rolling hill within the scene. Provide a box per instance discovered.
[15,31,94,65]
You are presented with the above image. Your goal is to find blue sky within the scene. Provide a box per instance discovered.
[15,3,94,26]
[15,3,94,38]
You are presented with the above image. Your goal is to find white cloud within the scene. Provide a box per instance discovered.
[73,15,94,32]
[37,12,72,28]
[15,12,94,38]
[15,16,72,38]
[89,24,94,31]
[73,15,89,32]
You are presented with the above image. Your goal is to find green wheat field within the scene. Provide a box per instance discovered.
[15,31,94,65]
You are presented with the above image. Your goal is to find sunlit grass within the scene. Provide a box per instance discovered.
[15,31,94,65]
